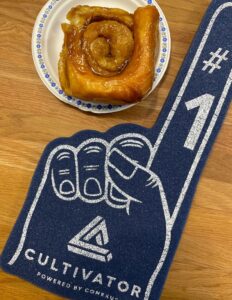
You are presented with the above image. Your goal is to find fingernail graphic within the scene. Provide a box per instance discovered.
[59,180,75,195]
[84,178,102,197]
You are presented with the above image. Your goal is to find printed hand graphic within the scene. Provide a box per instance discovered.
[50,134,169,217]
[5,130,171,300]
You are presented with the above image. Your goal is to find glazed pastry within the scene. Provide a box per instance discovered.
[59,5,159,105]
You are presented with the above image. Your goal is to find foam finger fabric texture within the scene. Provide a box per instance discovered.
[1,1,232,299]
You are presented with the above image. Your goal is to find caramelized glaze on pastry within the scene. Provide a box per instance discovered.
[59,5,159,105]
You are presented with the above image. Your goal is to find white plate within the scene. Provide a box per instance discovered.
[32,0,171,114]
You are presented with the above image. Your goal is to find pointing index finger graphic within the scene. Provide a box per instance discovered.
[147,1,232,225]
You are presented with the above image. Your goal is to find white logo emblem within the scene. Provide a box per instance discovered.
[68,216,113,263]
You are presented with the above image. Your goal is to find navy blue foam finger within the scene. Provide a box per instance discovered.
[1,1,232,300]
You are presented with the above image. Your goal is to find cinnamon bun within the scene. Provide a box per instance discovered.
[59,5,159,105]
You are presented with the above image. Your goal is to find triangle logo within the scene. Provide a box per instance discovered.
[67,216,113,263]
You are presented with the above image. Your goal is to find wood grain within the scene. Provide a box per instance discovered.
[0,0,231,299]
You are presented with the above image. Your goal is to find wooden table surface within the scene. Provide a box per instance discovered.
[0,0,231,299]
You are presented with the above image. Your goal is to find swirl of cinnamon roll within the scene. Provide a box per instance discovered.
[59,5,159,104]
